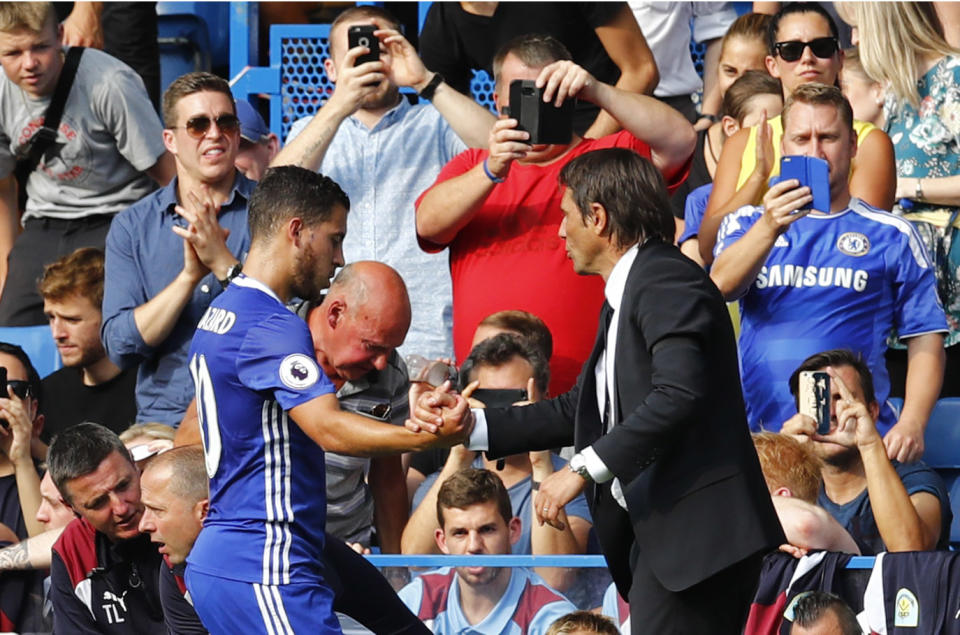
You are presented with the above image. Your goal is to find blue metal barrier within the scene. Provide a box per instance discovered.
[364,554,878,569]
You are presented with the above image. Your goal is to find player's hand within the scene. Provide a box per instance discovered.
[485,117,531,180]
[883,418,925,463]
[172,186,235,280]
[534,468,584,531]
[0,386,34,466]
[326,46,386,117]
[406,380,459,434]
[536,59,596,106]
[377,27,428,90]
[759,176,812,235]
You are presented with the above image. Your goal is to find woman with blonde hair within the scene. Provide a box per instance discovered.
[854,1,960,398]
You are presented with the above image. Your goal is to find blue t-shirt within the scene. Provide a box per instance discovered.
[818,460,952,555]
[186,275,336,585]
[678,182,713,246]
[714,198,947,433]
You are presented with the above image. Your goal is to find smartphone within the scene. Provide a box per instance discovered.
[798,370,831,435]
[506,79,573,145]
[780,155,830,213]
[347,25,380,66]
[470,388,528,408]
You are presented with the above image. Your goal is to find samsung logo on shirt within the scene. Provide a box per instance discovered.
[756,265,869,291]
[197,307,236,334]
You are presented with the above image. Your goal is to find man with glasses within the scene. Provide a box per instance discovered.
[102,71,255,425]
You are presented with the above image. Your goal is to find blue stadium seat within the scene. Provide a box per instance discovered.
[0,325,61,378]
[157,14,212,97]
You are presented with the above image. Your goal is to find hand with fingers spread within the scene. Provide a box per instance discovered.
[171,186,236,280]
[376,27,430,91]
[824,367,883,451]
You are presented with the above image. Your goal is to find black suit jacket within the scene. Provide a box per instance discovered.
[485,241,784,594]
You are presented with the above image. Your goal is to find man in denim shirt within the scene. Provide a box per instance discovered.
[102,72,254,425]
[277,5,494,362]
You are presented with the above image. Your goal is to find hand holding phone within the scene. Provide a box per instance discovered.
[779,155,831,213]
[798,370,831,435]
[506,79,573,145]
[347,25,380,66]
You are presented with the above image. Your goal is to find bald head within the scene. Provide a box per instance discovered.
[310,262,411,382]
[142,445,208,504]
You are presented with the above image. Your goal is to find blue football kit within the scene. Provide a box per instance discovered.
[185,274,341,634]
[714,198,947,433]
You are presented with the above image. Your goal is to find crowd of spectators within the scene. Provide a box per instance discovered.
[0,1,956,633]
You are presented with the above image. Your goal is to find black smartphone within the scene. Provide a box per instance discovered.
[348,25,380,66]
[506,79,573,145]
[471,388,528,408]
[799,370,831,435]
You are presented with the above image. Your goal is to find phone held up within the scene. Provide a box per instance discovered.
[798,370,831,435]
[779,155,831,214]
[505,79,574,145]
[348,25,380,65]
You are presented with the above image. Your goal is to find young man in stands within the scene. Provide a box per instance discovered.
[780,349,952,555]
[415,33,695,395]
[39,248,136,442]
[275,5,495,362]
[710,83,946,462]
[102,71,253,425]
[399,468,576,634]
[0,2,174,325]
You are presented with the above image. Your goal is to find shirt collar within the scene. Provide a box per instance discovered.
[161,170,255,215]
[604,243,640,311]
[347,95,410,132]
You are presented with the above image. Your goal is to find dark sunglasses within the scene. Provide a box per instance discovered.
[5,380,30,400]
[175,114,240,139]
[774,37,839,62]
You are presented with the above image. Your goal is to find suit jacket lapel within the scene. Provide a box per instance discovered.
[576,301,612,451]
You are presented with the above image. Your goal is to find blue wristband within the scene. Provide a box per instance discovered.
[483,158,505,184]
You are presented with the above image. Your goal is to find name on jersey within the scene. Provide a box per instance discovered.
[756,265,868,291]
[197,307,237,334]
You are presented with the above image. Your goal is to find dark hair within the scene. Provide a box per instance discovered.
[546,611,620,635]
[559,148,674,248]
[437,468,513,528]
[48,422,133,505]
[0,342,42,406]
[721,71,782,123]
[790,591,862,634]
[461,332,550,397]
[492,34,572,87]
[162,71,235,129]
[477,310,553,361]
[767,2,840,55]
[38,247,105,308]
[782,83,854,137]
[788,349,876,407]
[330,5,401,35]
[247,166,350,242]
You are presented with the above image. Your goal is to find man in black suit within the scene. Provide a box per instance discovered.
[412,148,784,633]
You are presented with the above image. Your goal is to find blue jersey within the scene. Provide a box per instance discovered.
[186,275,336,585]
[714,198,947,433]
[398,567,574,635]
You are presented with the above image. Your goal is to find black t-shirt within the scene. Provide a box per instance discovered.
[40,365,138,443]
[0,473,46,631]
[670,127,713,219]
[418,2,625,134]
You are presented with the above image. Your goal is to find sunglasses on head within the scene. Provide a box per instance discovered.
[176,114,240,139]
[5,380,30,400]
[775,37,839,62]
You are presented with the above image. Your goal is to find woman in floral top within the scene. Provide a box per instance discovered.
[855,1,960,398]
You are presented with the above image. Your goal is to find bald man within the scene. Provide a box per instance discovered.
[177,261,413,553]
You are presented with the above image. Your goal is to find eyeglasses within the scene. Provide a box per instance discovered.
[774,37,839,62]
[5,380,30,400]
[174,114,240,139]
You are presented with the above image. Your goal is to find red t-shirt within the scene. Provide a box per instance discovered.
[418,131,687,394]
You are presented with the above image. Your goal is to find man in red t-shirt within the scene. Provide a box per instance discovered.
[416,34,695,393]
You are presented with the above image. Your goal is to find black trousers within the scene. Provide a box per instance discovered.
[0,215,113,326]
[627,546,764,635]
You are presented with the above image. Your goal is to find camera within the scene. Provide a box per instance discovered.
[348,25,380,66]
[506,79,573,145]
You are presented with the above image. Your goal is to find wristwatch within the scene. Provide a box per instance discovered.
[218,262,243,289]
[568,453,592,481]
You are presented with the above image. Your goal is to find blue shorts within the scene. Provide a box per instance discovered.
[185,568,342,634]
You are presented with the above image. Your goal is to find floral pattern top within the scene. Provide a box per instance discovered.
[884,55,960,346]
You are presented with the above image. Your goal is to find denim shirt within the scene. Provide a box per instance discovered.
[101,172,255,424]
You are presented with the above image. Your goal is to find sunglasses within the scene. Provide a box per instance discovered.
[774,37,839,62]
[5,380,30,400]
[175,114,240,139]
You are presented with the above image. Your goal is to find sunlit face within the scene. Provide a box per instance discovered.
[325,18,398,110]
[36,471,74,530]
[63,450,143,542]
[0,21,62,97]
[717,35,769,98]
[323,306,406,381]
[290,205,347,302]
[43,293,106,369]
[558,187,602,276]
[163,90,239,187]
[766,12,842,96]
[435,501,521,587]
[840,71,881,126]
[139,464,204,566]
[781,102,856,201]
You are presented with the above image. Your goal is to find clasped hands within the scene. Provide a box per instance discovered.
[405,380,476,447]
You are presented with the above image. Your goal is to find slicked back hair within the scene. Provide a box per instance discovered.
[559,148,674,248]
[767,2,840,55]
[162,71,235,129]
